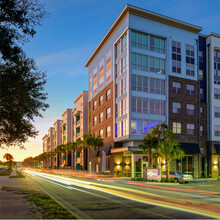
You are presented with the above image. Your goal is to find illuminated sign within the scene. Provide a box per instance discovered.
[146,168,160,181]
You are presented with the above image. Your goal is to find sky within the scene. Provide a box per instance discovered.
[1,0,220,161]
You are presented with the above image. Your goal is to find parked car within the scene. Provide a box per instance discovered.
[162,171,193,183]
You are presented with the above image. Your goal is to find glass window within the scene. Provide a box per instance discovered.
[199,69,203,80]
[187,124,195,135]
[173,102,181,113]
[93,116,97,126]
[150,35,165,53]
[131,52,148,71]
[199,51,203,62]
[187,104,195,115]
[172,40,181,73]
[150,99,165,116]
[106,126,111,137]
[93,100,97,110]
[200,88,204,99]
[106,89,111,101]
[150,56,166,74]
[186,44,195,76]
[106,107,111,119]
[150,78,165,94]
[131,74,148,93]
[131,120,137,134]
[106,51,111,83]
[131,30,148,50]
[173,122,181,134]
[214,51,220,84]
[172,81,181,93]
[99,112,103,122]
[214,125,220,136]
[200,107,203,117]
[214,107,220,118]
[214,88,220,99]
[187,84,195,95]
[99,95,103,105]
[131,97,148,114]
[99,129,103,138]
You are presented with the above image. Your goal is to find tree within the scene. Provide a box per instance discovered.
[159,141,184,181]
[138,133,158,168]
[3,153,14,163]
[0,0,49,148]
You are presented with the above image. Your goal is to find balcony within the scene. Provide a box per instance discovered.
[76,132,81,138]
[76,120,80,126]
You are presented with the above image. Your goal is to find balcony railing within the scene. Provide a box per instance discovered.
[76,120,80,125]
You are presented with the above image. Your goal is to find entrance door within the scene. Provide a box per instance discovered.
[142,162,148,178]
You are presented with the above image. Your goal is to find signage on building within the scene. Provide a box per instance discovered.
[146,168,161,181]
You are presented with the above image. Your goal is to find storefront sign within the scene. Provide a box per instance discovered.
[146,168,161,181]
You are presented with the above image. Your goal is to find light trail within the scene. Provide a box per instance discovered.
[24,170,220,219]
[128,182,220,194]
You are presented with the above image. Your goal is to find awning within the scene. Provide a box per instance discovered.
[214,144,220,154]
[179,143,200,154]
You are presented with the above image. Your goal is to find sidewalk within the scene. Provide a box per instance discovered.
[0,171,42,219]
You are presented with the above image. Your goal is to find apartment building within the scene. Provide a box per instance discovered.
[72,91,88,170]
[85,4,209,178]
[53,119,62,168]
[42,134,48,168]
[206,33,220,176]
[60,108,72,168]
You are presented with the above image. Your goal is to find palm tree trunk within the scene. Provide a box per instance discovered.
[166,159,170,182]
[148,150,151,168]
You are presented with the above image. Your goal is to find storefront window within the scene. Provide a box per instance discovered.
[134,155,142,178]
[123,156,131,177]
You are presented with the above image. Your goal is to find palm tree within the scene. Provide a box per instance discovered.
[3,153,14,163]
[159,140,184,181]
[138,133,158,168]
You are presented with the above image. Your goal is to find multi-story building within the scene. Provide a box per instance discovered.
[85,4,211,178]
[42,134,48,168]
[53,119,62,168]
[60,108,72,168]
[206,33,220,177]
[72,91,88,170]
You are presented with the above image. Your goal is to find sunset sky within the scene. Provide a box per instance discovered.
[1,0,220,161]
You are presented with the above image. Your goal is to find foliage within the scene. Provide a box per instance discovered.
[138,133,158,168]
[2,187,75,219]
[0,0,49,148]
[0,168,12,176]
[3,153,14,162]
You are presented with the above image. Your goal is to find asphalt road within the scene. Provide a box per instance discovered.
[23,170,220,219]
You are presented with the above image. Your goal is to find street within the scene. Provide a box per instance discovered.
[23,170,220,219]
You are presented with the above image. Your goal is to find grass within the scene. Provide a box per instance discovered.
[9,170,25,178]
[0,169,12,176]
[1,186,76,219]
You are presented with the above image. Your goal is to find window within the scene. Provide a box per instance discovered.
[173,102,181,113]
[131,53,148,71]
[142,120,149,134]
[115,55,127,78]
[99,59,104,89]
[93,68,98,95]
[131,120,137,134]
[121,55,127,74]
[149,121,163,131]
[214,107,220,118]
[200,107,203,117]
[150,35,165,54]
[99,112,103,122]
[131,97,148,114]
[93,116,97,126]
[105,108,110,119]
[99,95,103,106]
[106,126,111,137]
[187,124,195,135]
[186,44,195,76]
[172,41,181,73]
[214,125,220,136]
[214,51,220,84]
[116,77,127,98]
[116,98,127,117]
[150,99,165,116]
[199,51,203,62]
[214,88,220,99]
[187,104,195,115]
[200,126,203,136]
[199,70,203,80]
[115,33,127,59]
[150,78,165,94]
[99,129,103,138]
[131,30,148,50]
[187,84,195,95]
[172,82,181,93]
[150,56,165,74]
[106,89,111,101]
[200,88,204,99]
[131,75,148,92]
[121,119,127,136]
[173,122,181,134]
[93,100,97,110]
[106,51,111,83]
[115,60,121,78]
